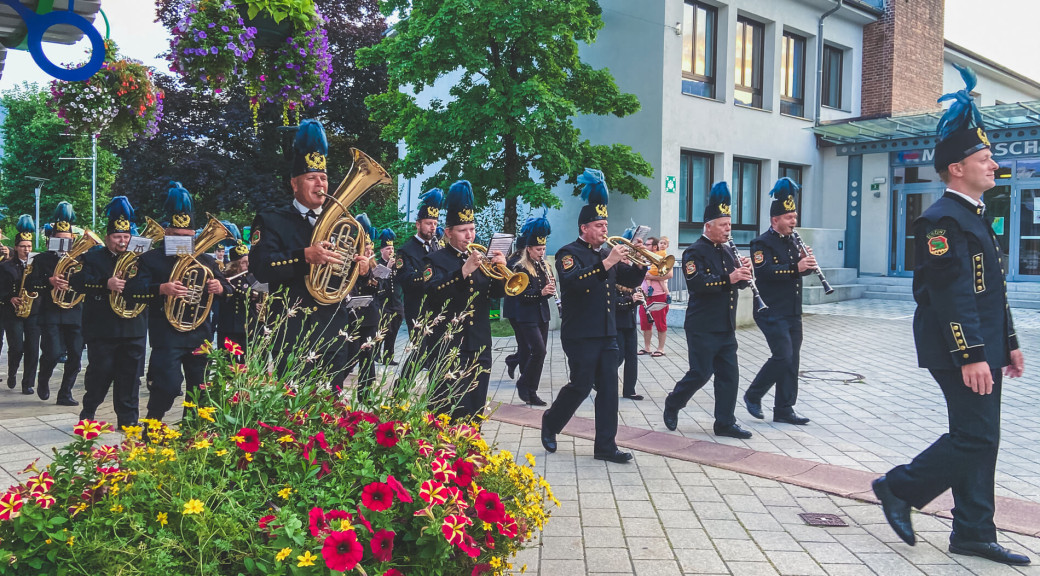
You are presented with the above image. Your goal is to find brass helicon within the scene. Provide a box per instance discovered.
[165,214,235,332]
[466,243,529,296]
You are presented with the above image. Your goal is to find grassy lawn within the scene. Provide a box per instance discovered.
[490,319,515,338]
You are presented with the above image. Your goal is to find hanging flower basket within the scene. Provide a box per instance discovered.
[168,0,259,94]
[49,40,165,149]
[237,3,294,49]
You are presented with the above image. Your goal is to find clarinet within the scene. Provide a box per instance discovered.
[791,231,834,295]
[724,237,769,312]
[636,287,653,328]
[540,259,563,315]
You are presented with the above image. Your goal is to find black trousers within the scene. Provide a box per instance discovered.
[886,368,1002,543]
[513,321,548,394]
[431,347,491,420]
[616,326,639,397]
[5,314,40,390]
[543,336,619,454]
[379,310,404,363]
[665,329,739,427]
[38,321,84,399]
[746,314,803,413]
[347,324,378,397]
[273,308,350,388]
[80,337,146,429]
[145,346,208,421]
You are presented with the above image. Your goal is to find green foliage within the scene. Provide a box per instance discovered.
[358,0,654,233]
[242,0,320,29]
[0,84,121,231]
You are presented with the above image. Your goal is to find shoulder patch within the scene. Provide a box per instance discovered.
[423,267,433,281]
[395,258,404,269]
[561,255,574,270]
[684,260,696,275]
[250,229,261,245]
[753,251,764,265]
[927,234,949,256]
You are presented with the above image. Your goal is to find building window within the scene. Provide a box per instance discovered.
[780,32,806,117]
[681,1,717,99]
[821,44,843,109]
[734,17,764,109]
[679,151,714,225]
[732,158,761,243]
[778,163,803,186]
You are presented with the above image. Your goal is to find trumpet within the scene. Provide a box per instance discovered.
[723,237,769,312]
[467,243,529,297]
[606,236,675,272]
[539,259,562,315]
[791,231,834,295]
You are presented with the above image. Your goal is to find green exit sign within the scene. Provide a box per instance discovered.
[870,183,880,191]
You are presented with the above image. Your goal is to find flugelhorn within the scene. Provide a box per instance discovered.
[52,228,102,309]
[165,214,235,332]
[791,231,834,295]
[724,237,768,312]
[305,148,391,305]
[467,243,529,297]
[111,217,165,318]
[606,236,675,272]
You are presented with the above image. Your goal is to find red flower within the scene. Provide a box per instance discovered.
[416,439,433,457]
[475,490,506,523]
[321,530,363,572]
[355,506,373,533]
[375,421,399,447]
[304,432,329,464]
[441,514,471,546]
[0,491,25,520]
[324,509,354,531]
[73,419,110,440]
[223,337,244,356]
[361,482,393,512]
[420,480,447,505]
[258,421,292,435]
[235,427,260,453]
[459,533,481,558]
[384,570,404,576]
[432,458,456,484]
[309,507,328,536]
[370,529,395,562]
[26,472,55,495]
[497,513,519,538]
[258,515,276,532]
[385,475,413,503]
[472,564,493,576]
[454,459,476,486]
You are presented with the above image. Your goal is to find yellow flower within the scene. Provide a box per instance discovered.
[490,557,502,569]
[110,504,124,513]
[183,499,204,515]
[215,449,228,457]
[157,512,168,526]
[193,439,211,449]
[275,548,292,562]
[244,453,253,462]
[66,536,75,547]
[183,401,197,409]
[197,407,216,422]
[296,550,317,567]
[278,487,293,499]
[277,434,294,443]
[230,435,245,443]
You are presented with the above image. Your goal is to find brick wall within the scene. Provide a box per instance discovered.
[860,0,944,118]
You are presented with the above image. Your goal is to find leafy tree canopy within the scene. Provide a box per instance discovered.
[358,0,653,234]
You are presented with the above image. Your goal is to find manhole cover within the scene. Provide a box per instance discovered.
[799,370,865,385]
[799,513,848,527]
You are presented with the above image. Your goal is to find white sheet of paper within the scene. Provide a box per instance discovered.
[344,295,374,309]
[372,264,392,279]
[127,237,153,254]
[164,236,194,257]
[633,226,651,243]
[488,233,514,255]
[47,237,72,252]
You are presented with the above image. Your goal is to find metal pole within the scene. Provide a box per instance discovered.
[34,185,41,251]
[91,134,97,230]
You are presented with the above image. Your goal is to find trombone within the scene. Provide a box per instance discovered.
[466,243,529,296]
[606,236,675,273]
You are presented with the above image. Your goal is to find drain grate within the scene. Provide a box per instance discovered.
[798,370,865,385]
[798,513,848,527]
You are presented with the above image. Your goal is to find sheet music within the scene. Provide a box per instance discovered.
[488,233,514,255]
[633,226,651,243]
[344,295,374,309]
[127,237,153,254]
[47,237,73,253]
[372,264,392,279]
[164,236,194,257]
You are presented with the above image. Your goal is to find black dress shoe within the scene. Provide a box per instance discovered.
[713,423,753,439]
[663,407,678,431]
[623,394,644,401]
[540,414,557,453]
[527,394,548,407]
[3,376,12,389]
[21,386,34,396]
[593,450,633,464]
[37,387,50,401]
[871,476,915,546]
[516,386,530,404]
[949,539,1030,565]
[743,394,764,419]
[506,358,518,380]
[388,360,399,366]
[56,397,79,407]
[773,411,810,425]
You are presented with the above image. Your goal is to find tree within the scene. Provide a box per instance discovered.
[357,0,653,234]
[0,83,120,233]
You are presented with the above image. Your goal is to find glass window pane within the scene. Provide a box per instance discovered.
[791,37,803,98]
[735,22,745,84]
[780,37,790,96]
[682,3,693,73]
[740,161,759,226]
[691,154,710,221]
[694,7,707,76]
[1017,159,1040,178]
[701,7,714,77]
[679,155,690,222]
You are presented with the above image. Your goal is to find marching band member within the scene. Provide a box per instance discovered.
[502,234,525,381]
[397,188,442,337]
[250,119,369,387]
[31,202,86,405]
[422,180,506,419]
[375,229,404,366]
[662,182,754,439]
[744,178,815,425]
[506,210,554,406]
[344,214,380,399]
[1,215,41,396]
[75,197,149,429]
[541,169,646,464]
[127,183,230,421]
[615,226,645,401]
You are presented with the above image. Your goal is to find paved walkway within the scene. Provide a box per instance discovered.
[1,299,1039,574]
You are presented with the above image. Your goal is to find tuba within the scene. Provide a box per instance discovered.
[466,243,529,297]
[52,228,103,309]
[606,236,676,272]
[110,217,165,318]
[305,148,391,305]
[14,259,37,318]
[164,214,234,332]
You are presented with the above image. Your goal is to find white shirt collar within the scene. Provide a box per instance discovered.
[293,199,322,217]
[414,234,432,245]
[946,188,984,208]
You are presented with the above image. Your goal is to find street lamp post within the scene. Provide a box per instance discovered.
[26,176,50,250]
[58,133,98,230]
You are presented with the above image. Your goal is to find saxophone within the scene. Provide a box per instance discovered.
[305,148,391,305]
[110,217,165,319]
[14,259,37,318]
[51,229,102,309]
[164,214,234,332]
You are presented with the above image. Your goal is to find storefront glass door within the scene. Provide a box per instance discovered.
[892,187,941,275]
[1019,187,1040,278]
